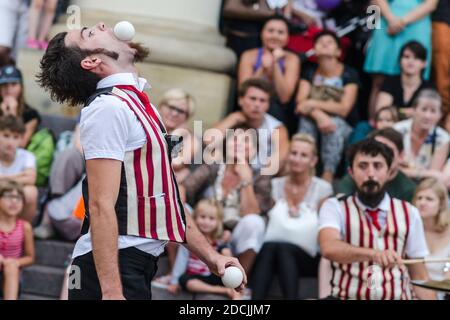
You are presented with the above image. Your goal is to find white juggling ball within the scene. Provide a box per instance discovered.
[221,266,244,289]
[114,21,135,41]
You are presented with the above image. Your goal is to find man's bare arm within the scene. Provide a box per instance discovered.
[319,228,375,264]
[86,159,123,299]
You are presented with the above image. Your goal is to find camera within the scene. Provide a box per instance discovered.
[165,134,183,160]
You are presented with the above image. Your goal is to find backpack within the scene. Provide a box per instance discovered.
[26,128,55,186]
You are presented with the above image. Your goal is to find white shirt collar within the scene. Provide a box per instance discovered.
[355,192,391,213]
[96,73,150,91]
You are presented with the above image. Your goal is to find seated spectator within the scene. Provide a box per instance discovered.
[238,15,300,129]
[413,178,450,300]
[184,125,273,275]
[375,41,435,120]
[394,89,449,180]
[0,65,54,186]
[27,0,58,50]
[204,78,289,176]
[0,180,35,300]
[296,30,359,182]
[251,133,332,300]
[319,138,435,300]
[0,116,37,223]
[336,128,417,202]
[348,106,399,145]
[164,199,240,300]
[0,65,41,148]
[158,88,200,184]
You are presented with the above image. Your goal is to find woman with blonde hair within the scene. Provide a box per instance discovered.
[413,178,450,299]
[251,133,333,299]
[158,88,200,184]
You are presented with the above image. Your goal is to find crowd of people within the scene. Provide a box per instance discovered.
[0,0,450,300]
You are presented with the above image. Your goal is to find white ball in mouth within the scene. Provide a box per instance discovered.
[114,21,135,41]
[221,266,244,289]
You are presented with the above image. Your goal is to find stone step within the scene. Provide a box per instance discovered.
[20,293,57,300]
[34,240,74,268]
[266,277,318,300]
[21,265,66,298]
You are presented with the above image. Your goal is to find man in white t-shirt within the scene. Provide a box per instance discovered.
[319,138,435,300]
[0,115,37,222]
[38,22,246,300]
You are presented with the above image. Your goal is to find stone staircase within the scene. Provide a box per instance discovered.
[20,240,74,300]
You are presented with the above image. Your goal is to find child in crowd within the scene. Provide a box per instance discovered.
[348,106,399,145]
[0,180,35,300]
[27,0,59,50]
[165,199,241,299]
[0,116,37,223]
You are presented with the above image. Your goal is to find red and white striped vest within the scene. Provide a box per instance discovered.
[81,85,186,243]
[330,195,413,300]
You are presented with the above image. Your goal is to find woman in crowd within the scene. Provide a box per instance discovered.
[238,15,300,131]
[251,133,332,299]
[296,30,359,182]
[182,125,273,276]
[376,41,435,120]
[157,88,200,184]
[364,0,438,119]
[394,89,449,180]
[413,178,450,300]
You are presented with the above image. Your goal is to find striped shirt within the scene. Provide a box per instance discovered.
[0,219,24,258]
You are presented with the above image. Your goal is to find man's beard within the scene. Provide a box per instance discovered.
[356,179,386,208]
[129,42,150,62]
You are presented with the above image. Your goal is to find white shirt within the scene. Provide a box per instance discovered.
[72,73,167,259]
[318,193,429,259]
[265,176,333,256]
[0,148,36,174]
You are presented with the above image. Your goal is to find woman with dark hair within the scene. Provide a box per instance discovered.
[238,16,300,130]
[376,41,435,119]
[295,30,359,183]
[182,126,273,276]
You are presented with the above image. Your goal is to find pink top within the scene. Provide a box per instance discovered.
[0,219,25,258]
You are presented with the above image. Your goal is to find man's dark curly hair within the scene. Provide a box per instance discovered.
[36,32,102,106]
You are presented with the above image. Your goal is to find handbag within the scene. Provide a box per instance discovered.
[223,0,276,22]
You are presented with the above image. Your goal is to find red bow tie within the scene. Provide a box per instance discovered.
[366,208,381,231]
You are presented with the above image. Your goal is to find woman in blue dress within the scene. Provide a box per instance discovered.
[364,0,438,121]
